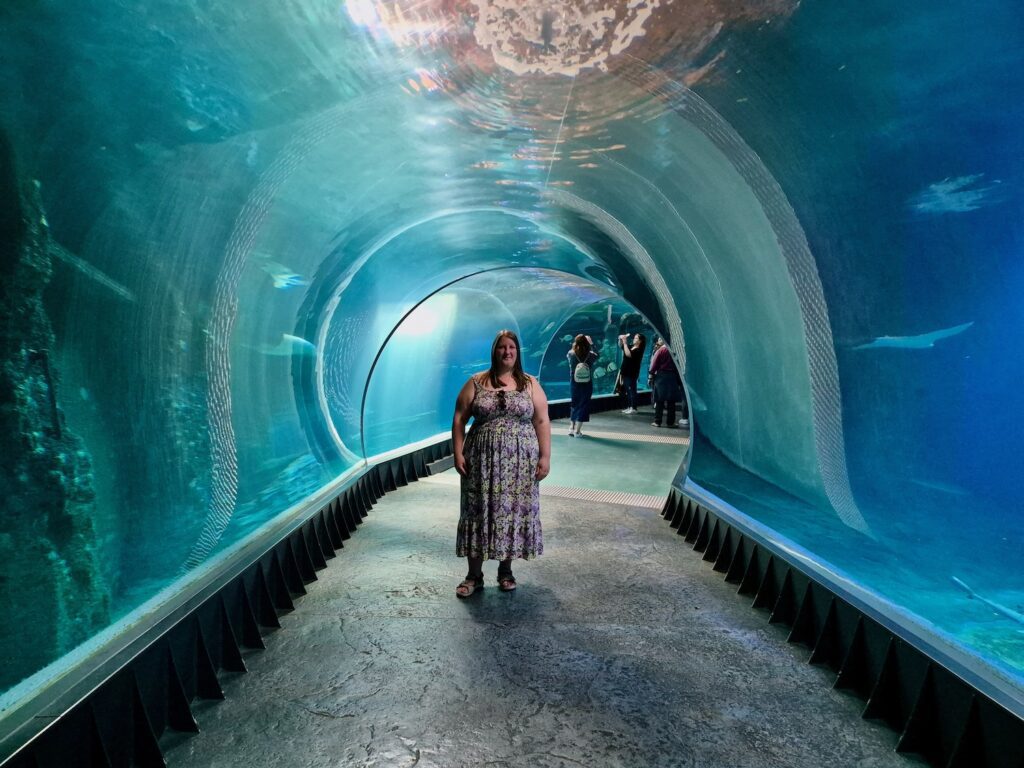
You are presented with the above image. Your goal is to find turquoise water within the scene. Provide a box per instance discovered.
[0,0,1020,714]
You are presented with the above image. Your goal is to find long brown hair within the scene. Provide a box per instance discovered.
[487,329,530,391]
[571,334,592,361]
[632,333,647,355]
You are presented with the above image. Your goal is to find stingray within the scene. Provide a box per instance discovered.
[908,478,969,496]
[952,577,1024,625]
[852,321,973,350]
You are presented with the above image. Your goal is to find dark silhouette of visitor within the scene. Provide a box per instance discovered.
[649,341,686,428]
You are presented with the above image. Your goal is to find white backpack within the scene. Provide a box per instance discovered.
[573,356,591,383]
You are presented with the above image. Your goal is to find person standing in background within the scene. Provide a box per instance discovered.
[617,332,646,414]
[649,341,686,429]
[648,336,664,417]
[567,334,597,437]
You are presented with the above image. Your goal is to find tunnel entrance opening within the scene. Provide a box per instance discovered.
[357,266,691,502]
[290,204,686,473]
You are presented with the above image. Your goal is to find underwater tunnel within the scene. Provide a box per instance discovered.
[0,1,1022,765]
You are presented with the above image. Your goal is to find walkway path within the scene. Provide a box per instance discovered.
[165,415,916,767]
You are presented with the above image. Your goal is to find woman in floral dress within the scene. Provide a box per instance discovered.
[451,330,551,597]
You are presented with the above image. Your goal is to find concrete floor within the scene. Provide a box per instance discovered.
[165,415,920,768]
[545,409,688,496]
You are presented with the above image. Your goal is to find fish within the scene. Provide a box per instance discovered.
[910,175,1004,215]
[606,361,617,372]
[540,9,557,53]
[952,577,1024,625]
[259,334,317,357]
[561,334,573,342]
[852,321,973,350]
[541,321,557,334]
[259,260,308,289]
[593,367,606,378]
[908,478,969,496]
[415,68,442,92]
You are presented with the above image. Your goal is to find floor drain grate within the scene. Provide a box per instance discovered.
[540,485,668,509]
[564,429,690,445]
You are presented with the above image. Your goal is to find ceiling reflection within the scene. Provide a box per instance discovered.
[349,0,799,143]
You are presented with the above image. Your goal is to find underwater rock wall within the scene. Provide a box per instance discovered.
[0,133,109,690]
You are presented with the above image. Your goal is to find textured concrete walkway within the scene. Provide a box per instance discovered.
[165,452,918,767]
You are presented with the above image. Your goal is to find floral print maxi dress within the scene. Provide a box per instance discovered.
[456,379,542,560]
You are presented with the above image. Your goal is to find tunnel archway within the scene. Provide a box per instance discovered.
[1,0,1022,748]
[264,187,845,524]
[357,266,673,460]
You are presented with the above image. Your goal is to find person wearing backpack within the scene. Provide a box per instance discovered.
[567,334,598,437]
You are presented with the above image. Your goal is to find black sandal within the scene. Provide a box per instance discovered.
[497,571,517,592]
[456,573,484,598]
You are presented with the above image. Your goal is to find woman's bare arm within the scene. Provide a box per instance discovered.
[530,376,551,481]
[451,376,477,476]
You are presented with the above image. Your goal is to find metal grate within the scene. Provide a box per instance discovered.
[566,428,690,445]
[540,485,667,509]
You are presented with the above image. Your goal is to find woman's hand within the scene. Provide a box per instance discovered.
[454,452,468,476]
[535,455,550,481]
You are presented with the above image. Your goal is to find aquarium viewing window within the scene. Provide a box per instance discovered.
[0,0,1021,744]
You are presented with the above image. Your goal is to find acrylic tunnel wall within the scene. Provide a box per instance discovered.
[0,0,1021,726]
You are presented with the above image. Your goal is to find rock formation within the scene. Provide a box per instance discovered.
[0,131,110,691]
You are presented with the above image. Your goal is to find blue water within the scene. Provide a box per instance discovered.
[0,0,1020,712]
